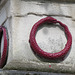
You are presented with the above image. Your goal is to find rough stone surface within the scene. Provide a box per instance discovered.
[0,0,75,74]
[0,70,74,75]
[11,0,72,17]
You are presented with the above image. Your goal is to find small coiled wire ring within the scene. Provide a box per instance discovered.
[0,26,8,68]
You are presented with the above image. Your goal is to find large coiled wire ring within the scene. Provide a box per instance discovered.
[29,17,72,60]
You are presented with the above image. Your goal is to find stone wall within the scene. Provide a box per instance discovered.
[0,0,75,74]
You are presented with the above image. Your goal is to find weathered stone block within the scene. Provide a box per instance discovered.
[0,0,75,73]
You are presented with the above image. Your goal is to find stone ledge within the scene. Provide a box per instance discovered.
[0,70,74,75]
[21,0,75,2]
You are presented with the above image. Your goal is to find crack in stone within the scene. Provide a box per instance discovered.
[27,12,72,18]
[14,12,72,18]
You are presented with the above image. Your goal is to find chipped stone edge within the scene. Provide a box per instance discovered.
[3,59,75,74]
